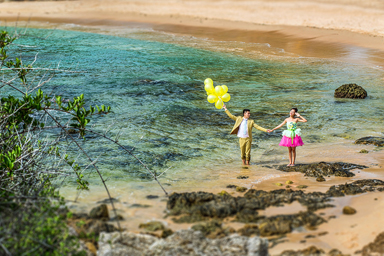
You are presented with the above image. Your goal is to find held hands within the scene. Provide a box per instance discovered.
[267,129,273,133]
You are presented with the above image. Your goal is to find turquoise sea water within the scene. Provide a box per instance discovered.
[2,27,384,196]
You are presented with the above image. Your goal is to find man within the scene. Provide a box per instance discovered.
[223,103,270,165]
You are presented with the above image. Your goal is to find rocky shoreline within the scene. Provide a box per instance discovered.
[68,157,384,255]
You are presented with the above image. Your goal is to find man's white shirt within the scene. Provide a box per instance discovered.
[237,118,249,138]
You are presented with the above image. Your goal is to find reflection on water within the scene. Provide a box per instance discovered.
[1,27,383,204]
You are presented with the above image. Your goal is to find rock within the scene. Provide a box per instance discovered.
[280,245,325,256]
[359,149,369,153]
[271,162,368,179]
[328,248,348,256]
[297,185,308,189]
[89,204,109,219]
[275,183,283,186]
[361,231,384,256]
[238,224,260,237]
[237,175,249,179]
[334,83,367,99]
[129,203,151,208]
[226,184,238,189]
[286,185,291,188]
[139,221,165,232]
[191,220,235,239]
[218,190,230,196]
[286,180,293,184]
[110,214,124,221]
[146,195,159,199]
[96,198,119,204]
[166,179,384,233]
[318,231,328,236]
[316,176,326,182]
[355,137,384,147]
[236,186,248,192]
[98,230,269,256]
[342,206,357,215]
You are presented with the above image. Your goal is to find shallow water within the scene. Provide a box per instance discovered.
[1,26,383,205]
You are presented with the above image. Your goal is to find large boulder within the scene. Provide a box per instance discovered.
[98,230,269,256]
[334,83,367,99]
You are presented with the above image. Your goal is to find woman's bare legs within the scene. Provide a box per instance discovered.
[292,147,296,166]
[288,147,293,166]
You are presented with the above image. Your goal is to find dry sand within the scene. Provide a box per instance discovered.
[1,0,384,254]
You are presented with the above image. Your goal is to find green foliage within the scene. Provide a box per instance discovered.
[0,29,112,255]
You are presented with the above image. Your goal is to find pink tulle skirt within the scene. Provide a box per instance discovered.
[279,135,304,147]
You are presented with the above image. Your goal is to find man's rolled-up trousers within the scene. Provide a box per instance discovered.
[239,137,251,161]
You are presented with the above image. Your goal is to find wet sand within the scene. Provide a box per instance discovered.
[1,1,384,67]
[2,0,384,254]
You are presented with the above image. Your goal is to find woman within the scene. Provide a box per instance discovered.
[270,108,307,166]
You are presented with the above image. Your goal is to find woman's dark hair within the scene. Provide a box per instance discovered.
[243,109,250,115]
[291,108,298,112]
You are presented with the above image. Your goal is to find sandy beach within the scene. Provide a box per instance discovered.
[1,0,384,255]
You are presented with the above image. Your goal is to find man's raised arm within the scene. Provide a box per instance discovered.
[223,104,237,121]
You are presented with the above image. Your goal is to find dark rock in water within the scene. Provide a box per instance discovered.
[97,198,119,204]
[129,203,151,208]
[342,206,356,215]
[236,186,248,192]
[359,149,369,153]
[89,204,109,219]
[334,83,367,99]
[218,190,230,196]
[318,231,328,236]
[361,231,384,256]
[110,214,124,221]
[280,245,325,256]
[139,221,165,232]
[316,176,326,182]
[355,137,384,147]
[191,220,235,239]
[237,175,249,179]
[237,224,260,237]
[271,162,368,179]
[226,184,238,189]
[297,185,308,189]
[146,195,159,199]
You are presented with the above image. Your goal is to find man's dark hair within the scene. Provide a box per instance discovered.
[243,109,250,115]
[291,107,298,112]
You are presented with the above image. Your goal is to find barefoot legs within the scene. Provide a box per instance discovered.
[287,147,297,166]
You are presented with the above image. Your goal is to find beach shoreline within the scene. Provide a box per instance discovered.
[2,1,384,254]
[1,0,384,67]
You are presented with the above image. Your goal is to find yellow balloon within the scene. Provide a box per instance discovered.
[222,85,228,94]
[215,99,224,109]
[204,83,214,94]
[207,94,218,103]
[204,78,213,87]
[215,86,224,96]
[222,93,231,102]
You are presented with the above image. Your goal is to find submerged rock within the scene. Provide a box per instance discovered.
[359,149,369,153]
[98,230,269,256]
[334,83,367,99]
[271,162,368,179]
[355,136,384,147]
